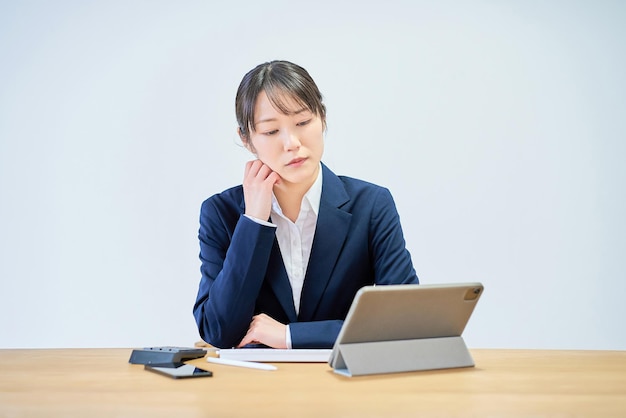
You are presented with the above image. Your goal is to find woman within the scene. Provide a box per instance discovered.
[193,60,418,349]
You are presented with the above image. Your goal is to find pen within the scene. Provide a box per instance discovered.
[207,357,277,371]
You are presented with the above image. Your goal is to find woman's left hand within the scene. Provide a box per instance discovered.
[237,313,288,349]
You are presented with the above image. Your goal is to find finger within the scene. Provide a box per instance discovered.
[257,163,273,178]
[267,171,282,185]
[245,162,278,186]
[237,316,261,347]
[237,330,259,348]
[237,335,251,348]
[244,160,263,178]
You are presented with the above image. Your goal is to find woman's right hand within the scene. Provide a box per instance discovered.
[243,160,281,221]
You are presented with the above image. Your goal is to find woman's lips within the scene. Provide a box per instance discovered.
[287,157,307,167]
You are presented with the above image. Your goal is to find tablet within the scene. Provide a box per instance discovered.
[328,282,484,374]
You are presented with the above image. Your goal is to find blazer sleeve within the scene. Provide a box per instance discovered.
[193,197,277,348]
[290,320,344,349]
[369,186,418,286]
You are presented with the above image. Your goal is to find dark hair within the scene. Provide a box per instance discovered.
[235,60,326,142]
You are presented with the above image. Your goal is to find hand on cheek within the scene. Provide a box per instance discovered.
[237,313,288,349]
[242,160,281,221]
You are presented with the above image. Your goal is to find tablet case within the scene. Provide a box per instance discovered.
[329,283,483,377]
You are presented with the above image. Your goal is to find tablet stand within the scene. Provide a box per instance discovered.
[331,336,474,377]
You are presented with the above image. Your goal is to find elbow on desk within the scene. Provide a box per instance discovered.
[193,305,242,349]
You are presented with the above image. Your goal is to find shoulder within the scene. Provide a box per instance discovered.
[338,175,395,210]
[200,185,244,217]
[337,174,388,194]
[321,164,394,208]
[322,163,387,192]
[325,165,392,197]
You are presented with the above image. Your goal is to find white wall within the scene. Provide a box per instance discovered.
[1,1,624,350]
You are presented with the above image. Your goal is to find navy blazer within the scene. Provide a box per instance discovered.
[193,163,418,349]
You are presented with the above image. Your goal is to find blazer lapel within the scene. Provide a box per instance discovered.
[265,238,298,323]
[298,164,351,321]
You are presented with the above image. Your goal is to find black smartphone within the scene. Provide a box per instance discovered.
[144,363,213,379]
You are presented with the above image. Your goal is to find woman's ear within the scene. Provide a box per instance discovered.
[238,127,256,155]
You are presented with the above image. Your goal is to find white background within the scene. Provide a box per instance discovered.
[1,1,624,350]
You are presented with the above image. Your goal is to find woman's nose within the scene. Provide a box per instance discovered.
[282,131,301,151]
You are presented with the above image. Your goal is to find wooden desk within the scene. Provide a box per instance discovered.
[1,348,625,417]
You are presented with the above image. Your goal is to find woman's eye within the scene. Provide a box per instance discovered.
[297,119,311,127]
[264,130,278,136]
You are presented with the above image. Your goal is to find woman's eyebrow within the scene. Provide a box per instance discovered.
[255,117,277,125]
[255,108,310,125]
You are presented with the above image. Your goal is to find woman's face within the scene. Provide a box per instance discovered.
[246,90,325,188]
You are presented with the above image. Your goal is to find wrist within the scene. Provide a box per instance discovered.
[243,214,276,227]
[285,324,292,349]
